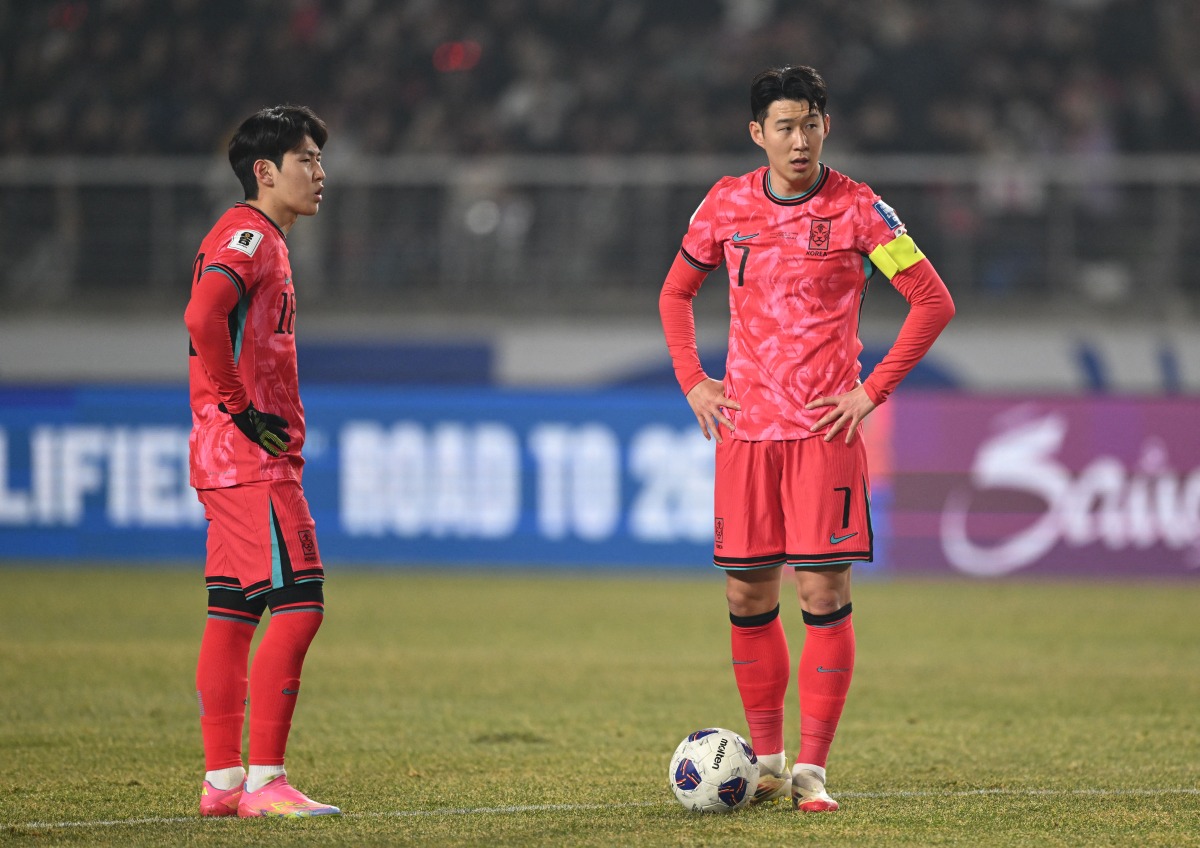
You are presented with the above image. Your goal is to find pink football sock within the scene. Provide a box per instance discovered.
[797,611,855,768]
[197,615,257,771]
[730,607,790,758]
[248,607,322,767]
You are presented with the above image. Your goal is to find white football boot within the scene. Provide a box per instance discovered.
[791,763,839,812]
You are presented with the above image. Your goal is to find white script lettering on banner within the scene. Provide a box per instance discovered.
[941,412,1200,575]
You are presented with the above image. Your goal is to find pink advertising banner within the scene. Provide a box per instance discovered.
[881,395,1200,577]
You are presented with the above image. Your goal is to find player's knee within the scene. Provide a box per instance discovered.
[725,574,780,617]
[263,584,325,652]
[794,565,851,615]
[798,593,849,617]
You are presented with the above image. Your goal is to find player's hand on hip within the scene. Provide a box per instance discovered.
[685,378,741,444]
[805,384,876,445]
[219,402,291,456]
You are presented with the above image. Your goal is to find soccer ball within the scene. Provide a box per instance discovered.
[668,728,757,813]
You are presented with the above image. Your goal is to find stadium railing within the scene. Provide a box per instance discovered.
[1,154,1197,320]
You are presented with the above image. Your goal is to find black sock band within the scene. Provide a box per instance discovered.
[802,602,853,627]
[730,604,781,628]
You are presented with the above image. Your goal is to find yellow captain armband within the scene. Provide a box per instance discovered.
[867,234,925,280]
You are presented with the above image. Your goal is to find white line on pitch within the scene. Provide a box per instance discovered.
[839,788,1200,799]
[6,789,1199,830]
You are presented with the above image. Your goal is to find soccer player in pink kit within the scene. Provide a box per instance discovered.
[660,66,954,811]
[184,105,339,818]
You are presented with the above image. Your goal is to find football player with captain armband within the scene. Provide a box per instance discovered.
[659,65,954,813]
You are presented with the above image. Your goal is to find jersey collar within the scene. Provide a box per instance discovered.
[762,163,828,206]
[236,202,287,238]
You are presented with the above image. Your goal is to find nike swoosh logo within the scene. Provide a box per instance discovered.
[731,231,759,242]
[282,688,299,695]
[817,666,851,673]
[829,532,858,545]
[731,659,758,665]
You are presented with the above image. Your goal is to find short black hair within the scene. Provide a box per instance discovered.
[750,66,828,124]
[228,104,328,199]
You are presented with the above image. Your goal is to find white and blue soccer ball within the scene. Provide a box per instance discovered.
[668,727,757,813]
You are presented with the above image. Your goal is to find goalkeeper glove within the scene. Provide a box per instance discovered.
[218,402,290,457]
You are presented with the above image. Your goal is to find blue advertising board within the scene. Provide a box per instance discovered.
[0,385,732,570]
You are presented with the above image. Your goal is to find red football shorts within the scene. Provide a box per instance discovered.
[197,478,325,601]
[712,436,873,570]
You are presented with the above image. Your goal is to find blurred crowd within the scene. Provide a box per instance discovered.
[3,0,1199,157]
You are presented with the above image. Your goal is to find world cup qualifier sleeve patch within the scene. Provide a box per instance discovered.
[227,229,263,256]
[872,200,902,232]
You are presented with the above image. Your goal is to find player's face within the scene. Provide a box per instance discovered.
[254,135,325,231]
[749,99,829,195]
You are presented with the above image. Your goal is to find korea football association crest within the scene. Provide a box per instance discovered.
[297,529,318,562]
[228,229,263,256]
[808,218,832,254]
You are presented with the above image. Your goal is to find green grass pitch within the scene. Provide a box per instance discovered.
[1,567,1198,846]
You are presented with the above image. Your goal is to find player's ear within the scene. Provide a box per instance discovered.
[253,158,276,188]
[823,112,831,137]
[749,120,766,150]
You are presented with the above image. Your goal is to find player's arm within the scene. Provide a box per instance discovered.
[807,236,954,443]
[861,235,955,405]
[659,251,741,443]
[185,267,248,412]
[184,267,290,455]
